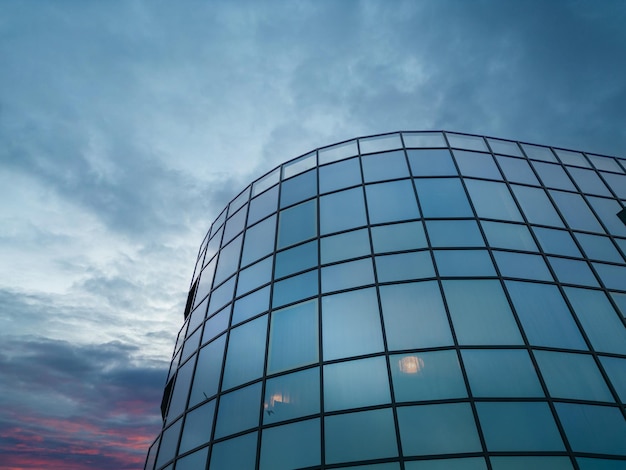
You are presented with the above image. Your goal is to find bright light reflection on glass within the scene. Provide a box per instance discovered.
[399,355,424,374]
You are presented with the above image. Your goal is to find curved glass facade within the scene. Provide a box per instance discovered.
[146,131,626,470]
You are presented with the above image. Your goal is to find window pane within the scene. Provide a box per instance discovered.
[325,409,397,464]
[532,161,576,190]
[321,258,375,293]
[277,200,316,248]
[319,157,362,193]
[593,262,626,290]
[506,281,585,349]
[463,349,543,397]
[408,149,457,176]
[406,458,486,470]
[434,250,496,277]
[496,155,539,185]
[556,403,626,455]
[600,356,626,402]
[556,148,590,167]
[454,150,501,179]
[241,215,276,266]
[264,367,319,424]
[375,251,435,282]
[280,168,316,208]
[398,403,481,456]
[275,240,317,278]
[320,187,367,235]
[443,280,523,345]
[523,144,557,162]
[488,138,523,157]
[568,167,611,196]
[465,179,522,222]
[414,178,473,218]
[179,400,215,454]
[366,179,420,224]
[272,269,318,308]
[548,257,599,287]
[321,228,370,264]
[447,133,488,151]
[209,431,257,470]
[202,308,230,345]
[380,281,453,350]
[491,457,573,470]
[167,358,195,422]
[360,133,402,153]
[175,446,208,470]
[426,220,484,247]
[371,221,427,253]
[511,185,563,227]
[362,150,409,182]
[482,221,537,251]
[190,335,226,405]
[252,168,279,196]
[223,206,247,245]
[602,172,626,198]
[319,140,358,164]
[267,300,318,374]
[324,356,390,411]
[236,256,272,296]
[587,195,626,236]
[578,458,626,470]
[207,276,235,316]
[390,350,466,401]
[221,315,267,390]
[403,131,446,148]
[575,233,623,262]
[155,419,182,468]
[248,185,278,225]
[535,350,612,402]
[532,226,581,257]
[494,251,553,281]
[550,190,603,232]
[322,288,385,360]
[260,418,320,470]
[283,151,316,179]
[214,382,262,438]
[477,402,564,451]
[214,235,243,284]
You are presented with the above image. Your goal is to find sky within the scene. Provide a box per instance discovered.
[0,0,625,468]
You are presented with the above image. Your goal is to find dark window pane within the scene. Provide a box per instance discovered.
[214,382,262,438]
[491,457,573,470]
[532,226,581,257]
[493,251,553,281]
[426,220,484,247]
[179,400,215,454]
[275,240,317,278]
[209,432,257,470]
[548,257,599,287]
[280,168,317,208]
[190,335,226,405]
[434,250,496,277]
[222,315,267,390]
[259,418,320,470]
[277,200,316,248]
[264,367,320,424]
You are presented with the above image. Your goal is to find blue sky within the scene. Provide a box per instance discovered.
[1,1,625,467]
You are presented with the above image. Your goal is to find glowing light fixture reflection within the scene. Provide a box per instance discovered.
[398,355,424,374]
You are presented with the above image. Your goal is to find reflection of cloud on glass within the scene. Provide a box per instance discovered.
[398,355,425,374]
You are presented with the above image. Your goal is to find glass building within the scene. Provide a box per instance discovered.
[145,131,626,470]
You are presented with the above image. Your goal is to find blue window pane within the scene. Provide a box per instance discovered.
[319,140,358,164]
[167,358,195,422]
[612,292,626,318]
[322,288,385,360]
[321,258,375,293]
[576,233,623,262]
[380,281,453,350]
[324,356,390,412]
[497,155,540,185]
[283,152,316,179]
[454,150,501,179]
[465,179,523,222]
[155,419,182,468]
[325,409,398,464]
[181,328,201,363]
[207,276,235,316]
[241,215,276,266]
[506,281,586,349]
[175,446,209,470]
[511,185,564,227]
[214,382,262,438]
[398,403,481,456]
[390,350,467,401]
[194,257,217,308]
[434,250,496,277]
[406,458,487,470]
[482,221,537,251]
[407,149,457,176]
[221,315,267,390]
[548,257,599,286]
[463,349,543,397]
[232,286,270,326]
[601,171,626,198]
[556,403,626,455]
[362,150,410,182]
[371,221,427,253]
[550,190,603,232]
[347,464,401,470]
[593,262,626,290]
[214,235,243,284]
[280,168,316,208]
[587,195,626,236]
[533,227,582,257]
[320,187,367,235]
[248,185,278,225]
[190,335,226,405]
[426,220,484,247]
[209,431,257,470]
[202,307,230,345]
[277,200,316,248]
[448,133,488,151]
[564,287,626,355]
[222,206,247,245]
[275,240,317,278]
[578,458,626,470]
[260,418,320,470]
[491,457,573,470]
[361,133,402,153]
[599,356,626,402]
[477,402,564,451]
[489,138,523,157]
[590,155,624,172]
[366,180,420,224]
[375,251,435,282]
[443,280,523,345]
[319,157,362,193]
[264,367,320,424]
[494,251,553,281]
[321,229,370,264]
[569,167,611,196]
[236,256,273,296]
[179,400,215,454]
[268,300,318,374]
[535,350,613,402]
[532,161,576,190]
[414,178,473,218]
[272,269,318,308]
[523,144,557,162]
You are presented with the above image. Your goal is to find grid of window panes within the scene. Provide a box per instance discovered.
[146,131,626,470]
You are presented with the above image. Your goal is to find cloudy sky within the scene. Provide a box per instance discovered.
[0,1,625,468]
